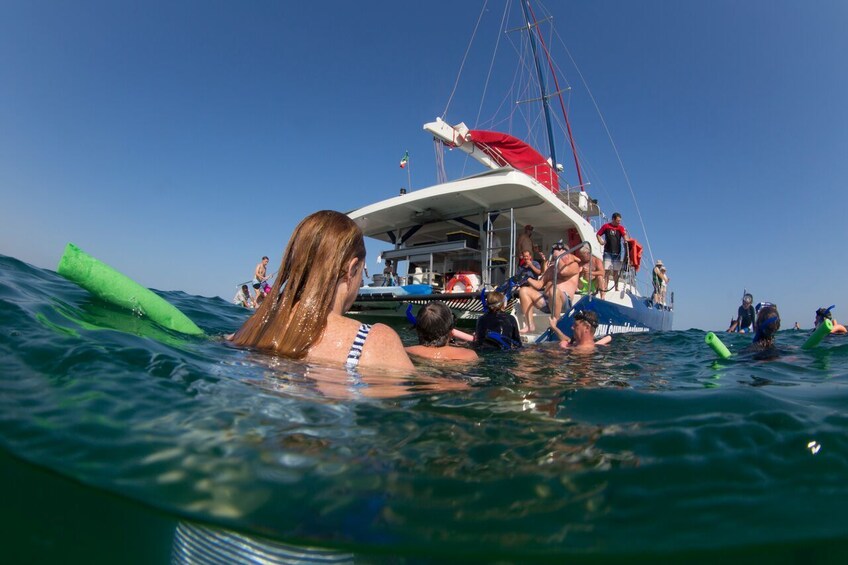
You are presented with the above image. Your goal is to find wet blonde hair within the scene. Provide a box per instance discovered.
[486,291,506,313]
[232,210,366,358]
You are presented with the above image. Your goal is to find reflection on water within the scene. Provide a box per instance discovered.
[3,254,848,560]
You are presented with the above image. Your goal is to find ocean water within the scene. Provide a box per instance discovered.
[2,253,848,563]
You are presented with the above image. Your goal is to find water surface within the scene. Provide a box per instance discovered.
[2,254,848,562]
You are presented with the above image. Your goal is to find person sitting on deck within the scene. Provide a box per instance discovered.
[474,291,522,350]
[382,259,397,286]
[233,284,252,308]
[814,306,848,334]
[550,310,612,350]
[515,250,543,289]
[405,302,479,362]
[231,210,413,371]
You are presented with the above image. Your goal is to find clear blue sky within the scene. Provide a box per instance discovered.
[2,0,846,331]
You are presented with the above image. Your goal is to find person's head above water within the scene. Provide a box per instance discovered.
[232,210,366,357]
[753,302,780,344]
[485,291,507,313]
[572,309,600,341]
[414,302,455,347]
[815,305,835,327]
[742,293,753,306]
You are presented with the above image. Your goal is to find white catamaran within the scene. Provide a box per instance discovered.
[347,1,672,341]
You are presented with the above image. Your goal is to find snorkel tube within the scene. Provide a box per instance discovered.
[803,318,833,349]
[705,332,732,359]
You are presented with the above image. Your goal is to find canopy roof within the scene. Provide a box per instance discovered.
[468,130,559,193]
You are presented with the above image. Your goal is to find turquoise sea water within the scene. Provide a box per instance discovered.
[2,253,848,563]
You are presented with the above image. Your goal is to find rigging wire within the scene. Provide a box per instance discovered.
[474,1,511,130]
[545,8,656,263]
[526,1,585,191]
[442,0,490,119]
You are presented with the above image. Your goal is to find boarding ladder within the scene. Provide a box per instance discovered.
[482,209,516,288]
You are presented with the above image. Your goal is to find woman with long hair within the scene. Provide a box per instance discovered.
[232,210,412,370]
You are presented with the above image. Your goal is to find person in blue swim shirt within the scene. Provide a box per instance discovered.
[474,291,522,350]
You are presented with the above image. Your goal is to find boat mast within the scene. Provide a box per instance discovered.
[520,0,558,175]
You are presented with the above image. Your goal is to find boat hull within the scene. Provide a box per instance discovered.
[555,294,673,338]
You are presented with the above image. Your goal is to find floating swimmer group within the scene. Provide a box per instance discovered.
[55,238,841,367]
[706,301,844,359]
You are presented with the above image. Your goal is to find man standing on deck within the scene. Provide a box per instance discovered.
[252,256,270,307]
[516,224,535,259]
[596,212,629,292]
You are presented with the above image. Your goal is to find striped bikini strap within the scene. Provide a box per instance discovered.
[346,323,372,367]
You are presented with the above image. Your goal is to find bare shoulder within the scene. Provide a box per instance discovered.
[406,344,478,362]
[368,322,405,343]
[361,323,413,370]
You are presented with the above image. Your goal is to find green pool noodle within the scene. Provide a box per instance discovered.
[705,332,732,359]
[57,243,204,336]
[802,318,833,350]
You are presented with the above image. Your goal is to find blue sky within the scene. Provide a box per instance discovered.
[2,0,846,331]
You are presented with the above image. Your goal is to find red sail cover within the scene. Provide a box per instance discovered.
[468,130,559,193]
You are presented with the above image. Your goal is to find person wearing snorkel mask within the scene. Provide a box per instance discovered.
[731,293,756,333]
[814,306,848,335]
[747,302,781,350]
[549,310,612,350]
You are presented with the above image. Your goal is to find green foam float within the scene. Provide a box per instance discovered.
[802,318,833,350]
[705,331,732,359]
[57,243,204,336]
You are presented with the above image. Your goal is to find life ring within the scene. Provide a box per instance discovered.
[446,273,475,293]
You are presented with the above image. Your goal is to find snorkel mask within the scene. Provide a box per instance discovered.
[753,302,780,342]
[814,305,835,327]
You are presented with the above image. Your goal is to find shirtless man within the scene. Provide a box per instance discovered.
[518,242,585,332]
[551,310,612,350]
[516,224,535,258]
[578,245,606,299]
[252,256,270,306]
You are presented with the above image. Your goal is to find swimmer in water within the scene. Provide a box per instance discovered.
[743,302,781,358]
[406,302,479,362]
[550,310,612,350]
[814,306,848,335]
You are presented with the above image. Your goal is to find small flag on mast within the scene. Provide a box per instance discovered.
[399,151,409,169]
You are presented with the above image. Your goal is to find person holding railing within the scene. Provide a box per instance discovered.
[596,212,629,292]
[518,241,582,333]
